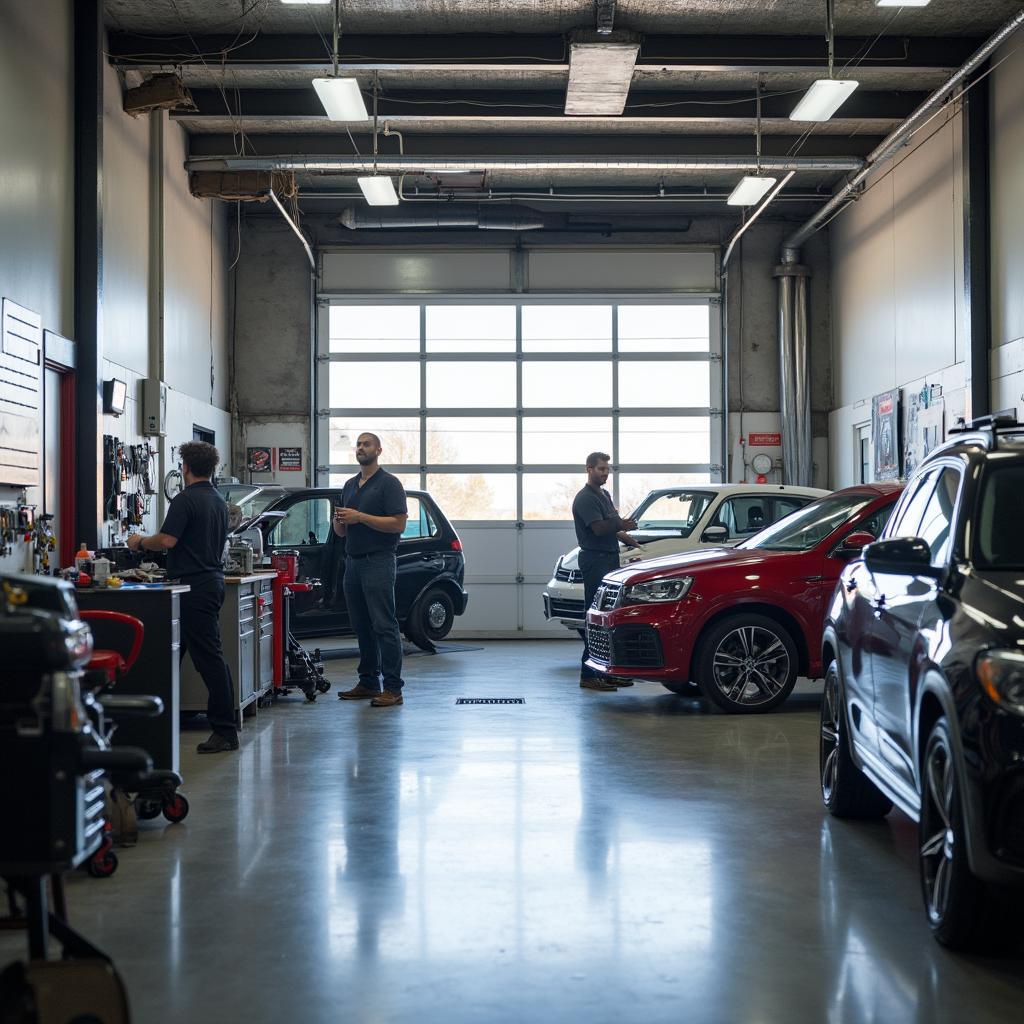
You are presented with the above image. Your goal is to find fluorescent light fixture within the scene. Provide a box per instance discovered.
[565,37,640,115]
[875,1,931,6]
[789,78,859,122]
[727,176,778,207]
[358,176,399,206]
[312,77,368,121]
[281,1,331,5]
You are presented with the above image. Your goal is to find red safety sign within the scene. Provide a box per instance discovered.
[747,433,782,447]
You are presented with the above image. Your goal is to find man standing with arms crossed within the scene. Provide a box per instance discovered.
[127,441,238,753]
[572,452,641,691]
[334,432,409,707]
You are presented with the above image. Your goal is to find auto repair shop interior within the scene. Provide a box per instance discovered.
[2,1,1024,1022]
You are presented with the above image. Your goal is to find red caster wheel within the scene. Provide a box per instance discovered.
[162,793,190,823]
[87,850,119,878]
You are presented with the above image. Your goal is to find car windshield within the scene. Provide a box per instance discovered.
[217,485,282,524]
[975,464,1024,569]
[740,492,872,552]
[632,490,715,538]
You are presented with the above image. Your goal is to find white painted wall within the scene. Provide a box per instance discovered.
[829,108,967,489]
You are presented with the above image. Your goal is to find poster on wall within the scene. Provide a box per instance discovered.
[919,401,945,462]
[246,446,274,473]
[278,446,303,472]
[872,389,901,481]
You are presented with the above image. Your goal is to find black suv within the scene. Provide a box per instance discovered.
[821,414,1024,950]
[243,487,468,649]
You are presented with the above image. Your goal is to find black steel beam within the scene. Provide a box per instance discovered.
[106,31,979,68]
[184,87,925,120]
[963,76,991,420]
[74,0,104,549]
[185,131,880,160]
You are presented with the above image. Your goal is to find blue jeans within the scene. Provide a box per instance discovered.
[343,551,405,693]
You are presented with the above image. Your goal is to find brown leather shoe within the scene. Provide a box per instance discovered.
[371,691,404,707]
[580,677,617,691]
[339,684,381,700]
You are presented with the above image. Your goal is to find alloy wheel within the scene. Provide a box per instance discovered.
[920,738,956,925]
[711,625,792,707]
[820,670,841,802]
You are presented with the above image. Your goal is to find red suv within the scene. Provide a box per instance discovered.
[585,485,902,713]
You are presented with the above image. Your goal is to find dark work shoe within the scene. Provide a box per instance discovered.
[580,677,617,692]
[608,676,635,687]
[339,684,381,701]
[196,732,239,754]
[370,691,404,707]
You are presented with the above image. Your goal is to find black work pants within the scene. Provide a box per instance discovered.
[180,577,236,737]
[578,549,619,677]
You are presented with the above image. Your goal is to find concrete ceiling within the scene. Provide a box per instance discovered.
[104,1,1024,223]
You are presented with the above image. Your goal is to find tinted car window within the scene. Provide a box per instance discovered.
[712,493,770,536]
[917,468,961,566]
[402,496,438,540]
[634,491,715,537]
[884,470,938,540]
[270,498,333,547]
[857,502,896,541]
[741,492,871,552]
[975,464,1024,568]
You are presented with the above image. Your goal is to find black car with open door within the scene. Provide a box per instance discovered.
[820,413,1024,951]
[239,487,467,650]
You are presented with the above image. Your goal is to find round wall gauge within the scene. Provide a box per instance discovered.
[751,453,773,475]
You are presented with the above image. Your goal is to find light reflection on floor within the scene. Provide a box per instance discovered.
[4,641,1022,1023]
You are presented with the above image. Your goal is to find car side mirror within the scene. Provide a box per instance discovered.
[835,531,876,558]
[701,525,729,543]
[864,537,944,579]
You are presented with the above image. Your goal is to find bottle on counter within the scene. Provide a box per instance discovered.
[75,543,93,576]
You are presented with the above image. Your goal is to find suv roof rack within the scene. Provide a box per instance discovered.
[946,409,1024,452]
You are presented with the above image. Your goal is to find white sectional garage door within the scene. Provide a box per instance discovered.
[316,249,722,637]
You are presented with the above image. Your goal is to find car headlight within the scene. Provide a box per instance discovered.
[976,650,1024,716]
[623,576,695,604]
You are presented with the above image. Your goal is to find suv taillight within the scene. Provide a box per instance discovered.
[451,539,463,551]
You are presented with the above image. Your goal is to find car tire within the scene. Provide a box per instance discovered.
[919,716,1009,951]
[661,681,701,697]
[819,659,892,819]
[695,613,799,713]
[407,587,455,650]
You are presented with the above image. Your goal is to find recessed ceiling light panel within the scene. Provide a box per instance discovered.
[789,79,859,122]
[358,176,400,206]
[312,77,368,121]
[727,176,778,206]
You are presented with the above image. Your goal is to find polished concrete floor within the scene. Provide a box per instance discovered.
[6,640,1024,1023]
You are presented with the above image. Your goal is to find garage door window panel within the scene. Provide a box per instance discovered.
[522,417,613,465]
[619,416,710,464]
[522,305,612,353]
[330,305,419,353]
[426,305,516,352]
[619,360,710,408]
[523,361,612,408]
[427,362,516,408]
[425,473,517,520]
[427,417,516,465]
[330,417,420,466]
[330,362,420,409]
[618,305,710,353]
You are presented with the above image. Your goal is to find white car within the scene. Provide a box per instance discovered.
[542,483,830,629]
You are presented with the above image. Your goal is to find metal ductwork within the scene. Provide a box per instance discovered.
[340,205,548,231]
[187,154,864,175]
[773,7,1024,486]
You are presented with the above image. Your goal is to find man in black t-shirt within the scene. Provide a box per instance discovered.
[572,452,641,691]
[333,432,409,707]
[128,441,237,753]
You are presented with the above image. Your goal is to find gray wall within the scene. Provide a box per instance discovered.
[230,213,833,487]
[0,0,74,338]
[0,3,233,568]
[829,38,1024,488]
[829,107,968,489]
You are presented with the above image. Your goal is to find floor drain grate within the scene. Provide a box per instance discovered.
[455,698,525,705]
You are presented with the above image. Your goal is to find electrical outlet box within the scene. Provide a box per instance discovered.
[141,378,167,436]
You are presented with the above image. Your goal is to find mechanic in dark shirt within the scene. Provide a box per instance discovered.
[333,432,409,707]
[127,441,237,753]
[572,452,641,691]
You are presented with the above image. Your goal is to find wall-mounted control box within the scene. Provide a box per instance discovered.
[141,378,167,436]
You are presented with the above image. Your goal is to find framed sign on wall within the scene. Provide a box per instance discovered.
[872,389,901,481]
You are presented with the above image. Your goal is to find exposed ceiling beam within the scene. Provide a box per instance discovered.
[180,87,926,120]
[105,32,980,68]
[186,154,864,174]
[565,31,640,115]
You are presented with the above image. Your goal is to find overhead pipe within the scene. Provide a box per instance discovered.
[187,154,864,175]
[773,6,1024,486]
[340,205,549,231]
